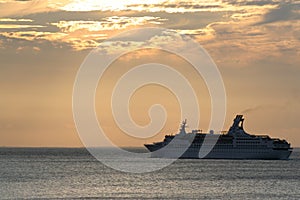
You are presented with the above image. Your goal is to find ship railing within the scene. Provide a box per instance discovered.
[256,135,271,139]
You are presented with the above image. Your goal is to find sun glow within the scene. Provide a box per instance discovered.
[58,0,277,14]
[61,0,166,11]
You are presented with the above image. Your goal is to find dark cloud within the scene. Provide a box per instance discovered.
[224,0,279,6]
[255,3,300,25]
[243,1,279,6]
[127,3,222,10]
[19,33,35,37]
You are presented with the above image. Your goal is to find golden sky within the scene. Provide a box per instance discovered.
[0,0,299,147]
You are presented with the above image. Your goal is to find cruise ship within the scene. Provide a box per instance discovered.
[144,115,293,159]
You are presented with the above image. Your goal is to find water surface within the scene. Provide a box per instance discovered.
[0,148,299,199]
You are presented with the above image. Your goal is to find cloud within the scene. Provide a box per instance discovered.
[189,1,300,67]
[0,17,46,31]
[0,31,67,41]
[57,0,268,13]
[0,15,168,50]
[59,0,165,12]
[0,0,299,55]
[0,0,56,17]
[0,18,33,22]
[0,24,44,29]
[176,26,215,41]
[51,16,167,32]
[256,3,300,25]
[16,45,41,53]
[125,2,226,13]
[0,30,104,50]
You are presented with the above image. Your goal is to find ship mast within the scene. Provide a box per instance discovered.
[179,119,187,135]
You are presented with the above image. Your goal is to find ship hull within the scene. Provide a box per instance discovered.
[203,149,292,160]
[145,145,292,160]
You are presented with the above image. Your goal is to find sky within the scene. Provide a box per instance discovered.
[0,0,299,147]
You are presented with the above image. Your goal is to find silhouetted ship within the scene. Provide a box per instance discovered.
[144,115,292,159]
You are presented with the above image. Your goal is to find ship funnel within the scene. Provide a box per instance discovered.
[228,115,244,134]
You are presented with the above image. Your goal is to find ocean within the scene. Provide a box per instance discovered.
[0,148,299,199]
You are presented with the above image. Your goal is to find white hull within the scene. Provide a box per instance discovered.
[150,147,292,160]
